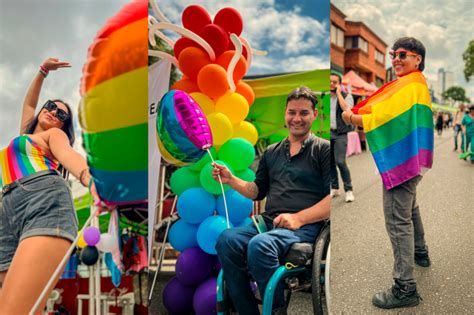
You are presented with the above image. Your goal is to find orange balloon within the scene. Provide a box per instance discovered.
[216,50,248,83]
[178,47,211,80]
[171,78,199,93]
[197,64,230,99]
[235,81,255,107]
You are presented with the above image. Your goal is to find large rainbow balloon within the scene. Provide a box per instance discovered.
[79,0,148,205]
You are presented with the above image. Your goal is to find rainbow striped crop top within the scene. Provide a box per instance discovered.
[1,135,59,185]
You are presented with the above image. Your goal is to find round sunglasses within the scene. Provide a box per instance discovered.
[389,49,419,60]
[42,100,70,122]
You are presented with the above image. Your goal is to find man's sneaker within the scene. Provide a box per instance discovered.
[372,286,421,309]
[345,190,355,202]
[330,189,340,198]
[415,252,431,267]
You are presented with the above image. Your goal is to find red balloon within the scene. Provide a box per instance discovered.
[173,37,200,59]
[200,24,229,58]
[182,5,211,34]
[214,7,244,36]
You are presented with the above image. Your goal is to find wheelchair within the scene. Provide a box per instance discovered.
[217,221,330,315]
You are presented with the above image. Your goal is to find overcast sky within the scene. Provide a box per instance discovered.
[154,0,330,75]
[333,0,473,100]
[0,0,129,148]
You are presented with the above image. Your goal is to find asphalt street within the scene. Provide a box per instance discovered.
[330,128,474,314]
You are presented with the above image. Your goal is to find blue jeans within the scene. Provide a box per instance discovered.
[0,172,77,271]
[216,219,322,314]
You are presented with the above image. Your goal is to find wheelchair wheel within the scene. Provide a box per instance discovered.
[311,223,330,314]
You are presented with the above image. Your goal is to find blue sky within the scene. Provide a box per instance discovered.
[154,0,330,76]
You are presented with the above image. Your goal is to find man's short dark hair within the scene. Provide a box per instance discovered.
[392,37,426,71]
[286,86,318,110]
[330,72,342,83]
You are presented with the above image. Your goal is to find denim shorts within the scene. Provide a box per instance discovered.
[0,172,78,271]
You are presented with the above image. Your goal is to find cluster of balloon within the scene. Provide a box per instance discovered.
[77,226,117,266]
[149,3,261,314]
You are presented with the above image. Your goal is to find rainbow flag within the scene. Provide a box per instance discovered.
[353,71,433,190]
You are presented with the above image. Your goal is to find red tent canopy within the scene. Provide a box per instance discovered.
[343,70,377,96]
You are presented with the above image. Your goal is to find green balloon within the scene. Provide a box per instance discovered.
[170,167,201,196]
[189,147,217,171]
[235,168,256,182]
[200,160,233,195]
[217,138,255,171]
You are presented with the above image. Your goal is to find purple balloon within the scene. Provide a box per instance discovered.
[213,257,222,275]
[193,277,217,315]
[174,90,213,150]
[163,277,195,314]
[83,227,101,246]
[176,247,214,286]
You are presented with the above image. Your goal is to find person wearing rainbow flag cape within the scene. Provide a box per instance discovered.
[342,37,433,309]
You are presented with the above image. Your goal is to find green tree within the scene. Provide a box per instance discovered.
[442,86,469,104]
[463,40,474,82]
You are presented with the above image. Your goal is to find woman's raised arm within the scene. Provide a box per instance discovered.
[20,58,71,134]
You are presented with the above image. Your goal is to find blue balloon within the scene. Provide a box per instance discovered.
[234,217,253,227]
[169,219,199,252]
[217,189,253,223]
[197,216,233,255]
[177,188,216,224]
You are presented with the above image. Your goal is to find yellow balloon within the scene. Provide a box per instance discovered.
[190,92,215,115]
[207,112,233,146]
[215,93,249,124]
[78,233,87,249]
[233,121,259,145]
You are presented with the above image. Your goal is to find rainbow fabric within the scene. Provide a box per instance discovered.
[1,135,58,185]
[353,71,433,190]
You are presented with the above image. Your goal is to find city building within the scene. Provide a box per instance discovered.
[330,3,388,93]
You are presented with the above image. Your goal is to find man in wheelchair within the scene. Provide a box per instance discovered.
[212,87,331,314]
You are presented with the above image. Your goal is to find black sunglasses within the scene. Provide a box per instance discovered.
[43,100,70,122]
[389,49,418,60]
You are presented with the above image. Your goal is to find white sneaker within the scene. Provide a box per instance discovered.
[345,191,355,202]
[330,189,340,198]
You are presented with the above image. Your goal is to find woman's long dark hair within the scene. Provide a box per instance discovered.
[24,99,75,178]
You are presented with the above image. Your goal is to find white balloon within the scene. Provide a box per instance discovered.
[96,233,117,253]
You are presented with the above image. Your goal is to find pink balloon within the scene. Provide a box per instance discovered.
[174,90,213,150]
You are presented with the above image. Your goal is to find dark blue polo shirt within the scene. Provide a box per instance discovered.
[254,134,330,220]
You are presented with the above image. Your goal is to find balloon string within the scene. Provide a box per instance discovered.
[149,22,216,61]
[149,195,178,303]
[206,148,230,229]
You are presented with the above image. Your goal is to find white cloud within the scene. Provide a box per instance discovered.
[153,0,329,73]
[0,0,129,147]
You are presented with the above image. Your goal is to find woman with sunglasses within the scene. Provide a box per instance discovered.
[0,58,102,313]
[342,37,433,309]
